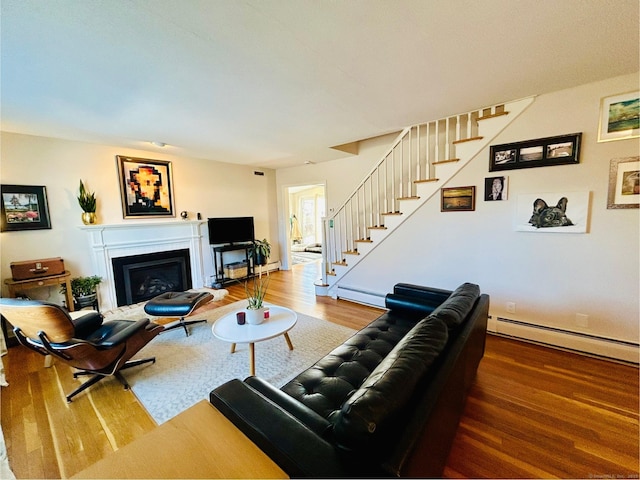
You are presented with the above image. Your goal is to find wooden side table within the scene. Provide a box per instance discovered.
[4,270,74,311]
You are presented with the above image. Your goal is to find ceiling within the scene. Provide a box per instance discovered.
[1,0,638,169]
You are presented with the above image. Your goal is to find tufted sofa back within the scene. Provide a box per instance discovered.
[281,282,481,454]
[281,310,422,421]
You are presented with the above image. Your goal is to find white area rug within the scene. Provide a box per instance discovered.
[103,300,355,424]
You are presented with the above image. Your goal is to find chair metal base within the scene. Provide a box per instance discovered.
[160,317,207,337]
[67,357,156,403]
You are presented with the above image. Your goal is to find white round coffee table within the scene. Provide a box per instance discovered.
[212,305,297,375]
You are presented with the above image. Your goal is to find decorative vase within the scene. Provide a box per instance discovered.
[245,307,265,325]
[81,212,97,225]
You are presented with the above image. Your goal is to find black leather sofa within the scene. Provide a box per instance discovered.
[210,282,489,477]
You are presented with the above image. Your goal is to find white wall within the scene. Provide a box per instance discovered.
[279,73,640,346]
[0,134,278,302]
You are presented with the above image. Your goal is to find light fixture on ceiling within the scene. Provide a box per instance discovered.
[150,141,166,147]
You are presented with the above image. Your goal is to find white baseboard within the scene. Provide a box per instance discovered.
[490,316,639,364]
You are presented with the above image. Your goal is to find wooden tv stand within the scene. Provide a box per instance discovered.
[72,400,287,479]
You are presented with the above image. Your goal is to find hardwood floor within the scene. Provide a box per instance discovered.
[2,262,638,478]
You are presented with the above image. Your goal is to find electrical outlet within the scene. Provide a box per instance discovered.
[576,313,589,328]
[506,302,516,314]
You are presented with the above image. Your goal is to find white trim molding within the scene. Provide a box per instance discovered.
[80,221,207,311]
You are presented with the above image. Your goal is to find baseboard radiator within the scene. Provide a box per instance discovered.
[490,316,639,364]
[335,285,386,308]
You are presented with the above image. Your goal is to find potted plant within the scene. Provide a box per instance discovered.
[243,274,270,324]
[60,275,102,310]
[244,238,271,324]
[250,238,271,267]
[77,180,97,225]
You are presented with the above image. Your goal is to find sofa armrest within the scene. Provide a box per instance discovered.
[210,379,345,478]
[393,283,452,304]
[244,376,332,436]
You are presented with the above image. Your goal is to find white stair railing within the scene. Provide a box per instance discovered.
[319,102,513,288]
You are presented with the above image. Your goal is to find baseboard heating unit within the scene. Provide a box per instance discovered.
[490,316,639,364]
[335,285,386,308]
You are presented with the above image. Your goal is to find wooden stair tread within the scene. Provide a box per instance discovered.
[332,260,348,266]
[381,211,402,216]
[453,136,483,144]
[367,226,387,230]
[354,239,373,243]
[432,158,460,165]
[397,196,420,201]
[343,250,360,255]
[414,178,439,184]
[477,111,509,121]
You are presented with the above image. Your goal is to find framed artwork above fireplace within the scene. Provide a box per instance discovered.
[116,155,175,219]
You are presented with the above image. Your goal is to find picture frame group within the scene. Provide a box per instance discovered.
[489,133,582,172]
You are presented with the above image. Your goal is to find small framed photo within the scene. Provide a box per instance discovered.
[484,176,508,201]
[490,133,581,172]
[116,156,175,219]
[598,91,639,143]
[441,186,475,212]
[607,156,639,209]
[1,184,52,232]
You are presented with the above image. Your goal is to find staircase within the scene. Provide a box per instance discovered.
[316,96,535,298]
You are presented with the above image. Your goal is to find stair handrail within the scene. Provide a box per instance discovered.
[320,102,507,286]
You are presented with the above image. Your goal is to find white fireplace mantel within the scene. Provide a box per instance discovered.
[80,221,207,311]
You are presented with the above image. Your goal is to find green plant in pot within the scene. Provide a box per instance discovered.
[77,180,97,225]
[60,275,102,310]
[250,238,271,267]
[244,238,271,324]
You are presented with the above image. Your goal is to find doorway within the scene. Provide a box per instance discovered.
[286,184,326,267]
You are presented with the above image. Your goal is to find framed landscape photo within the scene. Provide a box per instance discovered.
[441,186,475,212]
[607,156,639,209]
[598,91,639,143]
[116,156,175,219]
[1,184,52,232]
[489,133,582,172]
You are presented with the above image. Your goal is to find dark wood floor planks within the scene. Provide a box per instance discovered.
[2,262,638,478]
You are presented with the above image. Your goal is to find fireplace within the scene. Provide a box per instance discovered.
[112,249,192,306]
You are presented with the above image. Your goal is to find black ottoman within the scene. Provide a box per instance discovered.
[144,291,213,337]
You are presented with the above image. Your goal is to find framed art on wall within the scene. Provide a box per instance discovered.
[116,156,175,219]
[515,191,590,233]
[607,156,639,209]
[441,186,475,212]
[0,184,52,232]
[597,91,639,143]
[484,176,508,201]
[489,133,582,172]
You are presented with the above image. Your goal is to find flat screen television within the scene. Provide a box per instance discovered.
[208,217,255,245]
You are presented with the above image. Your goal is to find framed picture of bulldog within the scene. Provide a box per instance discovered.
[515,191,590,233]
